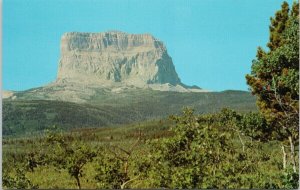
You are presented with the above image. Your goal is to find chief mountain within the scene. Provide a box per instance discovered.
[3,31,256,136]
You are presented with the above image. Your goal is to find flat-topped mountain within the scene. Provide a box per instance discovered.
[4,31,207,103]
[3,31,257,135]
[57,31,182,87]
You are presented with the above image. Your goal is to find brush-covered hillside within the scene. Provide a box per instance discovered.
[3,89,256,136]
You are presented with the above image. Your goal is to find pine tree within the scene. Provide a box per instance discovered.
[246,1,299,172]
[268,1,289,50]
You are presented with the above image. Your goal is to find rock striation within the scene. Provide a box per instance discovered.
[4,31,208,103]
[57,31,182,88]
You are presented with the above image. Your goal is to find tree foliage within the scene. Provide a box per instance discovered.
[3,108,299,189]
[95,133,142,189]
[44,127,96,189]
[268,1,290,50]
[239,112,273,141]
[246,1,299,172]
[95,150,129,189]
[134,108,281,188]
[3,167,38,189]
[246,1,299,136]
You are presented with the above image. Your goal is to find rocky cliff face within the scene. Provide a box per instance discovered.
[56,31,181,87]
[4,31,207,103]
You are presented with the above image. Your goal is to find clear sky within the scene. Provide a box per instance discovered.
[3,0,294,91]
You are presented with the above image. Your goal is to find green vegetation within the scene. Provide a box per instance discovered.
[3,109,298,189]
[3,90,256,136]
[246,0,299,174]
[43,127,97,189]
[3,120,172,189]
[3,1,299,189]
[132,108,298,189]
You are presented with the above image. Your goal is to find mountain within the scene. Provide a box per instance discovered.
[58,31,182,87]
[3,31,257,136]
[4,31,207,103]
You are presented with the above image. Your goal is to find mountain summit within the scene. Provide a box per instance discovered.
[4,31,208,103]
[57,31,181,86]
[56,31,204,91]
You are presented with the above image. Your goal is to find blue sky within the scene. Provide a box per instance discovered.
[3,0,293,91]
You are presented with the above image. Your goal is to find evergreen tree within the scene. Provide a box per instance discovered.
[268,1,290,50]
[246,1,299,172]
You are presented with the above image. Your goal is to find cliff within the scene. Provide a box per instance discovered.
[4,31,208,103]
[56,31,182,88]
